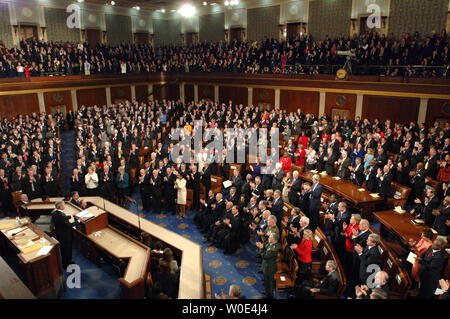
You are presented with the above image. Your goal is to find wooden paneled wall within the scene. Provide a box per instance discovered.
[253,88,274,108]
[426,99,450,127]
[111,86,131,103]
[135,85,149,101]
[198,85,214,101]
[0,93,39,118]
[280,90,319,115]
[325,92,356,120]
[76,88,107,107]
[219,86,248,105]
[362,96,420,124]
[43,90,73,114]
[185,84,194,103]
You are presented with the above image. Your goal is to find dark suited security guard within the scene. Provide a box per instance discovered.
[51,201,86,268]
[256,232,279,299]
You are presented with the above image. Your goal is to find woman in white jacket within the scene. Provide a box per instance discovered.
[174,171,187,218]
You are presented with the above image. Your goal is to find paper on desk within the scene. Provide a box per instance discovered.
[407,252,417,264]
[431,228,438,234]
[310,170,318,173]
[333,176,341,180]
[280,276,286,281]
[76,210,94,219]
[222,180,232,188]
[36,245,53,256]
[0,223,16,230]
[394,206,405,214]
[369,193,380,198]
[320,171,327,175]
[357,188,365,192]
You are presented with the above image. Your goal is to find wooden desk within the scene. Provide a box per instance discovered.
[298,170,383,218]
[87,197,204,299]
[29,197,205,299]
[0,256,36,299]
[0,218,63,298]
[373,210,431,246]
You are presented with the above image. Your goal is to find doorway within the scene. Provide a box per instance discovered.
[86,29,101,48]
[135,32,149,45]
[19,24,38,41]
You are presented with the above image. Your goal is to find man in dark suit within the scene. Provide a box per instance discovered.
[349,157,365,186]
[164,167,177,215]
[365,159,379,193]
[307,174,323,233]
[292,260,341,299]
[424,148,439,179]
[270,190,284,226]
[325,201,351,260]
[201,162,212,195]
[422,187,441,228]
[288,170,302,207]
[150,169,163,214]
[410,162,426,200]
[324,147,338,175]
[241,174,253,203]
[282,207,301,246]
[218,205,243,254]
[336,150,351,180]
[377,165,393,210]
[418,238,446,299]
[271,163,285,192]
[433,195,450,235]
[51,201,84,268]
[351,219,371,283]
[230,169,243,196]
[227,187,239,205]
[354,233,381,285]
[375,147,388,170]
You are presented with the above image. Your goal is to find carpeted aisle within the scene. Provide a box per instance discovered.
[60,130,76,196]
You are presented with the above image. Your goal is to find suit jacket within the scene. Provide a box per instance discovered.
[316,270,340,296]
[272,169,285,191]
[419,247,445,285]
[325,153,338,175]
[308,183,323,211]
[271,197,284,221]
[337,157,351,180]
[359,245,381,283]
[52,209,79,243]
[351,163,365,186]
[378,172,393,198]
[424,155,438,179]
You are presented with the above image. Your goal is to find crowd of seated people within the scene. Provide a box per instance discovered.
[0,96,449,299]
[1,28,449,78]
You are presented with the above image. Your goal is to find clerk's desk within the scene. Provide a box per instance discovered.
[0,218,63,298]
[29,197,204,299]
[0,256,35,299]
[298,170,383,219]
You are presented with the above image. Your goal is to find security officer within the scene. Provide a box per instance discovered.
[256,232,279,299]
[257,214,279,246]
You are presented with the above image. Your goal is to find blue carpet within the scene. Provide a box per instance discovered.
[127,191,287,299]
[61,131,76,196]
[61,250,122,299]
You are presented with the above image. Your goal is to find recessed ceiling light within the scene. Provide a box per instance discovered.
[178,4,195,17]
[203,1,207,5]
[110,1,115,5]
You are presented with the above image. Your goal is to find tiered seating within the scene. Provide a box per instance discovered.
[274,202,347,298]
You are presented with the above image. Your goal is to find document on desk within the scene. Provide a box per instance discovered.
[0,223,16,231]
[357,188,365,192]
[280,276,286,281]
[394,206,406,214]
[310,170,318,173]
[320,171,327,175]
[76,210,95,220]
[407,252,417,264]
[222,180,232,188]
[36,245,53,256]
[369,193,380,198]
[333,176,341,180]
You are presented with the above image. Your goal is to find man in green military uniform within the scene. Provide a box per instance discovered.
[256,232,279,299]
[257,214,279,246]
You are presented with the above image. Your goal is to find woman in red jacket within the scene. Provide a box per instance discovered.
[297,131,309,150]
[294,144,306,167]
[342,214,361,274]
[291,229,313,285]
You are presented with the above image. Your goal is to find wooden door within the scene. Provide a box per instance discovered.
[86,29,101,48]
[287,23,300,40]
[230,28,243,42]
[135,32,149,44]
[20,25,38,41]
[185,32,196,46]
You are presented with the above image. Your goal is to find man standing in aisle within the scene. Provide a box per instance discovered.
[256,233,279,299]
